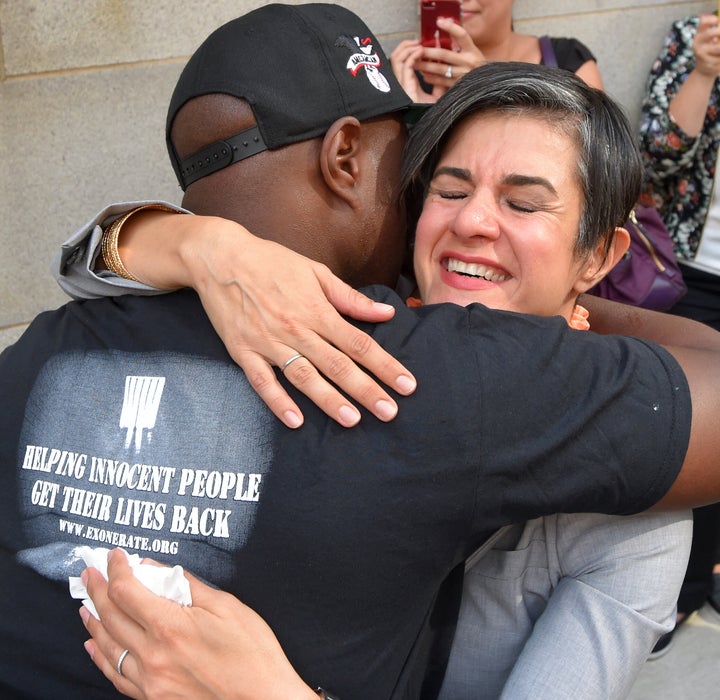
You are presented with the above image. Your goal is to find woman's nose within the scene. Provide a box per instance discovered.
[451,195,501,241]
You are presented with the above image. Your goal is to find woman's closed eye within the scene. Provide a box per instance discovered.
[426,184,470,201]
[439,190,469,200]
[503,188,559,215]
[506,198,540,214]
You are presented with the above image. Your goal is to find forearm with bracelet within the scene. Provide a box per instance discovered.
[100,204,178,281]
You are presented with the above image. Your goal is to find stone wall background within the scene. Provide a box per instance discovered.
[1,0,714,349]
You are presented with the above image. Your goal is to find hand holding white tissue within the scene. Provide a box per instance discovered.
[69,546,191,619]
[79,550,311,699]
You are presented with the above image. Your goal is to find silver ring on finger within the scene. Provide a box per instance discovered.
[280,353,305,374]
[445,64,453,78]
[116,648,130,676]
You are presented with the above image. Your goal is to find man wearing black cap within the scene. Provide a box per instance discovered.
[1,5,716,700]
[164,4,411,291]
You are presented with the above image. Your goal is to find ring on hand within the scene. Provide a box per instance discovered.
[116,648,130,676]
[280,353,305,374]
[445,64,453,78]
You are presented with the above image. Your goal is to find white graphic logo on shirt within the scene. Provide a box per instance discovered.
[18,352,275,586]
[120,376,166,451]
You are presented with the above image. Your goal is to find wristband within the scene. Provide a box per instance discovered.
[315,688,341,700]
[100,204,177,282]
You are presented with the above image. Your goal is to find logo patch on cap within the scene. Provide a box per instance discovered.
[336,35,391,93]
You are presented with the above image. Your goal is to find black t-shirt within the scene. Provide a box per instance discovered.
[547,37,596,73]
[0,287,690,699]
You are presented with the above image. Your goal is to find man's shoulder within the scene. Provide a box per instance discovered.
[3,289,219,368]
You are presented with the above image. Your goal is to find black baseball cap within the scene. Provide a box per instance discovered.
[167,3,417,190]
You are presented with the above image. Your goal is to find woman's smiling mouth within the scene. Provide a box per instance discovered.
[445,257,509,282]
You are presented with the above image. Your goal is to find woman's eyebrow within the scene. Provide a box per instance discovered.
[432,166,471,181]
[432,167,558,195]
[503,173,558,195]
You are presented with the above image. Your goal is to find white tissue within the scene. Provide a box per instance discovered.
[68,546,192,619]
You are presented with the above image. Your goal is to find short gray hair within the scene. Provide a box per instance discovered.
[399,62,642,258]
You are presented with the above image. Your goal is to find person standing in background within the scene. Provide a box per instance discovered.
[639,12,720,657]
[390,0,603,102]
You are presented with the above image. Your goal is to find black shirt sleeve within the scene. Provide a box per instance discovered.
[550,37,597,73]
[362,286,691,532]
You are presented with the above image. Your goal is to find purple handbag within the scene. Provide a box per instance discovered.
[587,205,687,310]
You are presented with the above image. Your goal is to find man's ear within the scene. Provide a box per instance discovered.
[320,116,363,209]
[574,226,631,293]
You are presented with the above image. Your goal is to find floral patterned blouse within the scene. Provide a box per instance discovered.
[638,15,720,261]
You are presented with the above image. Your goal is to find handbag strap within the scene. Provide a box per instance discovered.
[628,208,667,272]
[539,35,558,68]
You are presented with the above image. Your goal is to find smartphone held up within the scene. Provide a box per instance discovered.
[420,0,461,49]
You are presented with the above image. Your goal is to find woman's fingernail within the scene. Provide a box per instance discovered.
[338,404,361,427]
[372,302,395,313]
[396,374,417,395]
[84,640,95,659]
[79,606,90,625]
[375,399,398,421]
[283,410,303,429]
[81,569,89,586]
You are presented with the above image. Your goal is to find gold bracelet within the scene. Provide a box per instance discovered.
[100,204,177,282]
